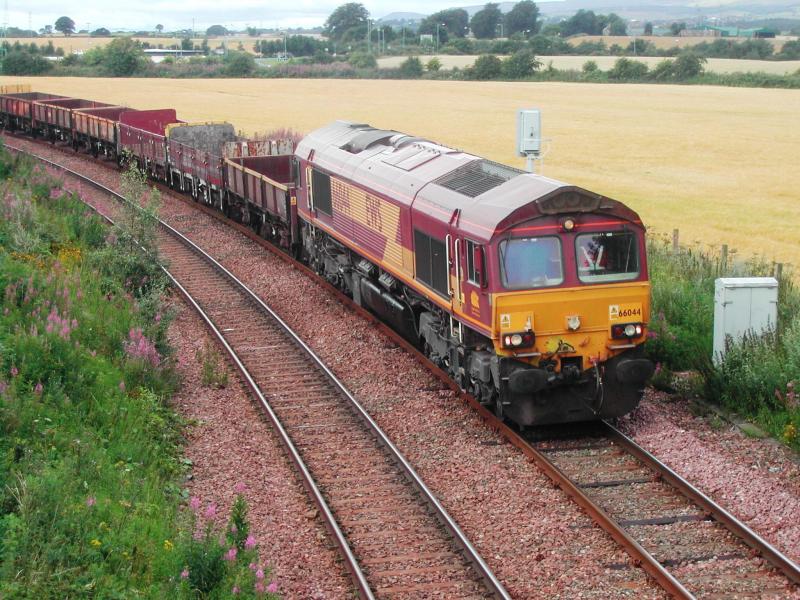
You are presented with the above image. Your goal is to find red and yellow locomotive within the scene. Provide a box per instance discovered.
[295,122,654,425]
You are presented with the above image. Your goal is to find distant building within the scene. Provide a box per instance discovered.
[143,48,203,63]
[683,25,775,39]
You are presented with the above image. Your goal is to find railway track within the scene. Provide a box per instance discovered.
[523,422,800,598]
[10,137,800,599]
[8,143,509,600]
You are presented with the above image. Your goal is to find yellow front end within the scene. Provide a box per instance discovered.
[492,281,651,368]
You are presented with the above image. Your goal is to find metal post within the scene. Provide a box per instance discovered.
[526,154,534,173]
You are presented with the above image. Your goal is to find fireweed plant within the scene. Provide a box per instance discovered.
[0,145,277,597]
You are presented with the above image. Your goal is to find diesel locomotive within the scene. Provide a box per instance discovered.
[0,87,654,426]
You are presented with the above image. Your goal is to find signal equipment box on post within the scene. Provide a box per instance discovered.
[516,109,541,156]
[713,277,778,363]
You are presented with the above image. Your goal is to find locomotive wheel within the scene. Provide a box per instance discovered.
[493,397,504,421]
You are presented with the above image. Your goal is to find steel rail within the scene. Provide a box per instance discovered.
[9,142,511,600]
[603,421,800,586]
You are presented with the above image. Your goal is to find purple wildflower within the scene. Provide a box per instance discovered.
[204,502,217,520]
[255,568,264,580]
[232,586,240,595]
[255,581,265,594]
[86,496,96,507]
[267,581,278,593]
[34,382,43,395]
[123,328,160,367]
[234,481,246,493]
[189,496,201,512]
[244,534,256,550]
[10,366,18,378]
[224,547,237,561]
[180,568,189,580]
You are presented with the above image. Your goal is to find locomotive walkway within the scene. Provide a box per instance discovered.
[8,144,509,600]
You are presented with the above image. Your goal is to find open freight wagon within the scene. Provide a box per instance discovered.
[118,109,183,180]
[32,98,115,142]
[0,92,66,132]
[224,153,298,248]
[167,122,236,205]
[73,106,131,158]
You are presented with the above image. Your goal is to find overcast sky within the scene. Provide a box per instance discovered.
[9,1,519,32]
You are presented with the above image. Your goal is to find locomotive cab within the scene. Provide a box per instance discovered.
[469,191,654,425]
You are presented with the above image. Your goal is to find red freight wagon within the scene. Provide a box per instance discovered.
[33,98,114,136]
[118,109,182,180]
[224,154,297,246]
[0,92,66,132]
[73,106,130,157]
[166,123,235,203]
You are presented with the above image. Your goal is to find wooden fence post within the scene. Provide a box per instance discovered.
[672,229,679,254]
[721,244,728,273]
[775,262,783,281]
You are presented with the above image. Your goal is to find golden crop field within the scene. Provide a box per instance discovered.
[3,76,798,268]
[378,54,800,75]
[567,35,791,51]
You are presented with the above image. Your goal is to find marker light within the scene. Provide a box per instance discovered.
[502,332,535,349]
[611,323,644,339]
[562,218,575,231]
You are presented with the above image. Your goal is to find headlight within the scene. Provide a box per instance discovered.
[611,323,644,339]
[502,332,535,349]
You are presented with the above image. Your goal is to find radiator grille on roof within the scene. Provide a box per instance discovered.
[433,159,524,198]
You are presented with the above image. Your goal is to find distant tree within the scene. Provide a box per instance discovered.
[502,48,542,78]
[471,4,503,39]
[104,37,147,76]
[246,26,258,36]
[443,38,474,54]
[224,51,256,76]
[670,22,687,36]
[608,57,648,79]
[348,51,376,68]
[2,50,53,75]
[91,28,111,37]
[419,8,469,43]
[606,13,627,36]
[582,59,598,73]
[206,24,228,36]
[649,59,675,81]
[426,57,442,71]
[504,1,541,36]
[201,38,210,55]
[671,51,706,79]
[399,56,423,77]
[43,41,56,55]
[777,40,800,60]
[41,25,53,35]
[156,24,164,34]
[55,16,76,36]
[644,21,653,35]
[324,3,369,42]
[470,53,503,78]
[181,37,193,50]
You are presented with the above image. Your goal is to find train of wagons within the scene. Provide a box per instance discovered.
[0,86,654,427]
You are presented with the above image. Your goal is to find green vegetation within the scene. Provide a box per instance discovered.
[0,145,277,597]
[645,235,800,450]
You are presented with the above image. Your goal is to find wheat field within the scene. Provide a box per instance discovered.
[3,76,798,268]
[378,54,800,75]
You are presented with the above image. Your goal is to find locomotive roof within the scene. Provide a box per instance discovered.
[295,121,641,242]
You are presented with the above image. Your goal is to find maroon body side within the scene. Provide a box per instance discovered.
[33,98,113,130]
[0,92,66,120]
[225,155,294,221]
[119,109,181,167]
[74,107,129,144]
